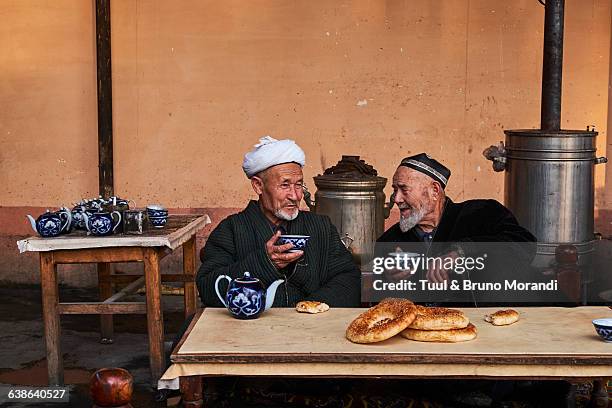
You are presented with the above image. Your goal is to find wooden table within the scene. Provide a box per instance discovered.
[17,214,211,386]
[162,307,612,407]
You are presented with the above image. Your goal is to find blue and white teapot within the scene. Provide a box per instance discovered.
[26,208,72,237]
[215,272,284,319]
[82,211,122,236]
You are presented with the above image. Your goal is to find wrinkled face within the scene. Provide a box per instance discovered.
[392,167,437,232]
[252,163,304,224]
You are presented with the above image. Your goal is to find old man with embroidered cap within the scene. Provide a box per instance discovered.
[197,136,361,307]
[378,153,536,284]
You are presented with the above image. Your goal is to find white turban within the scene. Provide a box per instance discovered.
[242,136,306,178]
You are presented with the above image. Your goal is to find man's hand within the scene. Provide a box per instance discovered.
[384,247,416,282]
[266,230,304,270]
[426,251,459,283]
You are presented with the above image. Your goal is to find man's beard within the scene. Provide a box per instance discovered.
[275,204,299,221]
[398,205,427,232]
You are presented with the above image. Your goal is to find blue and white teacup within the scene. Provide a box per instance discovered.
[83,211,122,236]
[146,205,168,218]
[148,216,167,228]
[277,235,310,253]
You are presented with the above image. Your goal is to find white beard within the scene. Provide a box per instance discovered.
[275,208,299,221]
[399,206,427,232]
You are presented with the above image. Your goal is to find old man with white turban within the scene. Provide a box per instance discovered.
[197,136,361,308]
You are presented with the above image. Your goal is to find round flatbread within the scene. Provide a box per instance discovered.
[408,305,470,330]
[295,301,329,314]
[401,323,478,342]
[484,309,519,326]
[346,299,416,344]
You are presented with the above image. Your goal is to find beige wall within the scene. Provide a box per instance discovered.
[1,1,99,205]
[1,0,609,209]
[1,0,611,284]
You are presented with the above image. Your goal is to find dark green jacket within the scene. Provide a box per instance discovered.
[197,200,361,308]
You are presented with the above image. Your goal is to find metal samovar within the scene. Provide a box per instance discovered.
[483,0,607,267]
[304,155,390,264]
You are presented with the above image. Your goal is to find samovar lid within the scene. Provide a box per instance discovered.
[313,155,386,189]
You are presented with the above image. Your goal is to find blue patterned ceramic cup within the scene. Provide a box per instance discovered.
[146,205,168,218]
[148,215,167,228]
[388,252,420,271]
[593,318,612,342]
[277,235,310,253]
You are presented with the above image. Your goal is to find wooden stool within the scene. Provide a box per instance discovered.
[90,368,133,408]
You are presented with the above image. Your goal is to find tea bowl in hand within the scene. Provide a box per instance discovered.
[277,235,310,253]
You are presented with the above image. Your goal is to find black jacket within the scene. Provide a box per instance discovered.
[378,198,536,244]
[197,200,361,308]
[377,198,538,304]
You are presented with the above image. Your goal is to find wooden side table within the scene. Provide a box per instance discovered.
[18,214,211,386]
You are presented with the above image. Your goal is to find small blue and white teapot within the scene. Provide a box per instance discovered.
[26,208,72,237]
[82,211,122,236]
[215,272,284,319]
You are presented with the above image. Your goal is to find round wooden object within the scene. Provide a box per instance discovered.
[90,367,133,408]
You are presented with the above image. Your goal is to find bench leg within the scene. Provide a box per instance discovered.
[180,376,203,408]
[182,236,197,317]
[40,252,63,385]
[98,262,114,344]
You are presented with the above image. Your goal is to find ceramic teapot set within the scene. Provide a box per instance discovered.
[27,196,132,238]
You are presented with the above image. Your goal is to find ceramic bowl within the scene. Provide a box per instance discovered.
[278,235,310,253]
[148,215,167,228]
[592,318,612,342]
[387,252,420,271]
[146,205,168,218]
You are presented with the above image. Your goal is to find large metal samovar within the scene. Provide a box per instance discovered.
[304,155,390,264]
[483,0,608,268]
[502,130,605,264]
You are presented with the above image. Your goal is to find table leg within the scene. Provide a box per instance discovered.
[144,248,164,384]
[40,252,63,386]
[589,378,609,408]
[180,376,203,408]
[182,236,198,317]
[97,262,114,344]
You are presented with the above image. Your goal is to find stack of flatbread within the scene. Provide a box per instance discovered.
[400,305,477,342]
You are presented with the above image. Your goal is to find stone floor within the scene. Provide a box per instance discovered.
[0,283,609,408]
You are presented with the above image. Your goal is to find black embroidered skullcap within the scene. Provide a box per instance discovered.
[399,153,451,189]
